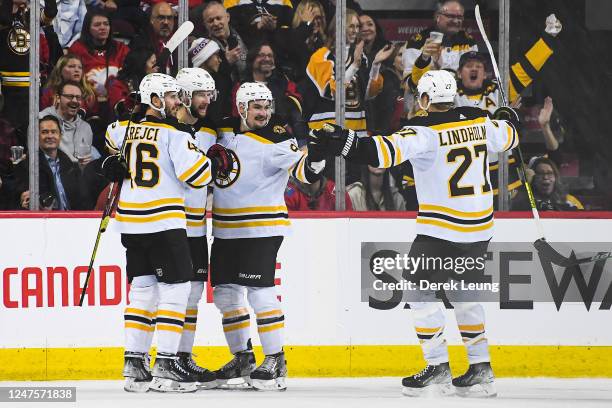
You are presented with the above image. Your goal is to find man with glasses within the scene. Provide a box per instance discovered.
[131,1,177,74]
[39,80,99,166]
[402,0,477,80]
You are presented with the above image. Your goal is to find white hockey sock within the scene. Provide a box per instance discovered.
[214,285,251,354]
[125,276,158,354]
[178,281,204,353]
[156,281,190,355]
[410,301,448,365]
[455,302,490,364]
[248,287,284,355]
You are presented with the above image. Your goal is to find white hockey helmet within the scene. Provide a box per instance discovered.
[417,70,457,109]
[235,82,274,127]
[176,68,217,107]
[139,73,182,115]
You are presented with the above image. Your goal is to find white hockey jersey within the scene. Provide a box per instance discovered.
[212,116,316,239]
[358,107,518,242]
[184,118,217,237]
[105,116,214,234]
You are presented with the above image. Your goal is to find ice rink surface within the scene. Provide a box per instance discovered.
[2,378,612,408]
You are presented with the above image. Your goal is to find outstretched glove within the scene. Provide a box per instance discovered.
[207,143,232,179]
[101,154,129,182]
[314,123,358,158]
[493,106,520,128]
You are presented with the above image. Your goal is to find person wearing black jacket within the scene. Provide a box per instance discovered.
[14,115,86,210]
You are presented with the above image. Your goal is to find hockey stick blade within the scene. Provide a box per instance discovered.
[534,238,612,267]
[533,238,574,267]
[165,21,194,53]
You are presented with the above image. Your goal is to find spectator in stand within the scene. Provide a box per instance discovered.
[108,47,158,119]
[14,115,86,210]
[231,41,305,139]
[285,176,352,211]
[0,0,58,141]
[200,1,248,120]
[68,10,130,107]
[359,11,403,135]
[347,165,405,211]
[402,0,476,80]
[533,96,568,167]
[41,54,98,114]
[39,81,100,166]
[224,0,293,50]
[188,37,228,123]
[202,1,247,77]
[131,2,177,74]
[288,0,327,82]
[512,157,583,211]
[301,8,389,138]
[54,0,87,48]
[358,12,387,65]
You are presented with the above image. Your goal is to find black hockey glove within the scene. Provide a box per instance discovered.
[101,154,129,182]
[207,143,232,179]
[493,106,520,128]
[306,129,328,163]
[314,123,359,159]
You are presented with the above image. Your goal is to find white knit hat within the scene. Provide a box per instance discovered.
[189,38,221,68]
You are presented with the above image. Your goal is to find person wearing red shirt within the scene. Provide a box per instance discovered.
[285,176,352,211]
[68,10,130,107]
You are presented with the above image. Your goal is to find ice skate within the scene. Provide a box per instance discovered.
[122,351,152,393]
[401,362,454,397]
[215,350,256,389]
[453,362,497,398]
[150,354,197,393]
[251,351,287,391]
[177,352,217,389]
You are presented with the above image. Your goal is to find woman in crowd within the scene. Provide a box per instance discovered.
[107,47,158,119]
[348,165,405,211]
[358,12,388,65]
[512,157,583,211]
[288,0,327,82]
[41,54,97,114]
[68,10,130,109]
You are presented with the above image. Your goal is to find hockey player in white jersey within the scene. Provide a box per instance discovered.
[313,70,520,398]
[210,82,325,391]
[171,67,220,388]
[102,73,232,393]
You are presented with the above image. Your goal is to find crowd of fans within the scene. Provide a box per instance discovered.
[0,0,599,211]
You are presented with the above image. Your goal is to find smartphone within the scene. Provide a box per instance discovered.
[227,36,238,50]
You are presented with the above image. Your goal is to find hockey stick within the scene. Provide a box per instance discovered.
[78,112,133,307]
[78,22,195,306]
[473,5,585,267]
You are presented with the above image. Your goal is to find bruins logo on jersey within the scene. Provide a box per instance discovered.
[273,125,286,134]
[214,149,241,188]
[9,27,30,55]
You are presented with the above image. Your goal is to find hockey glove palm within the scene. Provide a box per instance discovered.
[493,106,520,128]
[207,143,232,179]
[101,154,129,182]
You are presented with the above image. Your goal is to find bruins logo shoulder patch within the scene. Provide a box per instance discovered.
[290,143,298,152]
[214,149,240,189]
[273,125,286,134]
[8,27,30,55]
